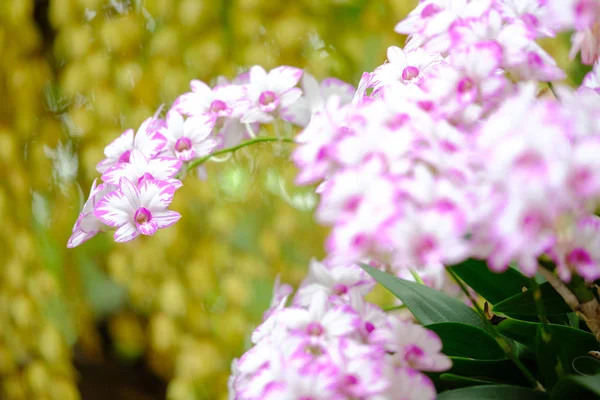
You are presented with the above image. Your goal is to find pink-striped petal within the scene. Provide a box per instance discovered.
[139,179,178,211]
[172,93,204,116]
[134,117,167,158]
[148,157,182,179]
[114,223,140,242]
[176,147,197,161]
[153,210,181,229]
[190,80,212,96]
[79,212,102,233]
[193,139,217,157]
[94,189,133,227]
[101,163,136,186]
[137,220,158,236]
[104,129,134,158]
[96,158,117,174]
[119,177,141,208]
[67,228,97,248]
[267,66,303,93]
[184,115,216,142]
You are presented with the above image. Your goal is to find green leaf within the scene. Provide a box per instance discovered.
[448,358,532,386]
[498,319,599,382]
[571,356,600,376]
[439,373,496,389]
[426,322,506,360]
[551,374,600,399]
[498,319,598,351]
[438,385,549,400]
[493,282,571,316]
[449,259,532,304]
[536,325,564,388]
[361,264,492,334]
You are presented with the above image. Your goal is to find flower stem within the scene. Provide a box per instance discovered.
[547,81,560,100]
[448,269,545,392]
[186,137,296,172]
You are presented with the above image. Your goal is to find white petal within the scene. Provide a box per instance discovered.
[241,108,273,124]
[267,66,303,93]
[166,110,185,139]
[193,139,217,157]
[190,80,213,97]
[119,177,141,210]
[104,129,134,158]
[101,163,137,186]
[114,223,140,242]
[134,117,167,157]
[279,88,303,108]
[153,210,181,228]
[184,115,215,142]
[147,157,182,180]
[250,66,268,90]
[139,179,178,210]
[94,190,133,227]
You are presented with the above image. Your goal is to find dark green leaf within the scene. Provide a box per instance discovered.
[361,264,492,334]
[551,374,600,399]
[493,282,571,316]
[572,356,600,376]
[426,322,506,360]
[498,319,598,352]
[498,318,599,385]
[449,259,531,304]
[536,325,564,388]
[439,373,496,389]
[438,385,549,400]
[448,357,531,386]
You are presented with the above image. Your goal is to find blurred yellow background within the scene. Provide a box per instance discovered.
[0,1,420,399]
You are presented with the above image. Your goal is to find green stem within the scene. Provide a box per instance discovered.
[185,137,296,172]
[383,304,407,312]
[547,81,560,100]
[448,269,545,392]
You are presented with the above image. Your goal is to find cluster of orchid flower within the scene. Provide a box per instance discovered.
[229,260,451,399]
[293,0,600,284]
[67,0,600,398]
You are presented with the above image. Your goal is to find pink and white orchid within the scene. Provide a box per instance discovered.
[94,177,181,242]
[238,66,303,124]
[162,110,218,162]
[96,117,167,173]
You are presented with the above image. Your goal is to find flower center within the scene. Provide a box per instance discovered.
[137,172,155,186]
[457,77,475,94]
[258,90,280,112]
[210,99,227,113]
[567,248,593,267]
[259,91,277,106]
[364,321,375,334]
[405,344,425,360]
[118,150,132,163]
[402,66,420,81]
[344,374,359,386]
[306,322,325,336]
[175,137,192,152]
[333,283,348,296]
[134,207,153,224]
